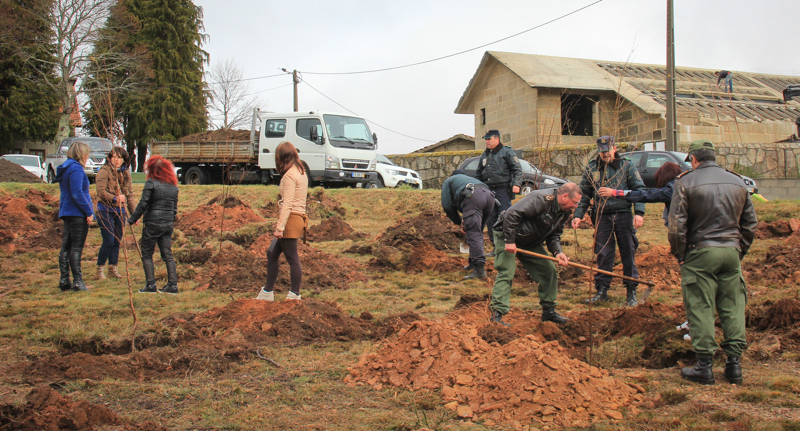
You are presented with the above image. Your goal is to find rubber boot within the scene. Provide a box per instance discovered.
[724,356,742,384]
[681,357,715,385]
[108,265,123,278]
[463,266,487,280]
[97,265,107,280]
[490,310,510,327]
[541,307,569,324]
[585,285,609,304]
[625,286,638,307]
[58,251,71,291]
[69,250,90,291]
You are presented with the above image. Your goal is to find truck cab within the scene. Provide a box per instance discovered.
[258,112,378,187]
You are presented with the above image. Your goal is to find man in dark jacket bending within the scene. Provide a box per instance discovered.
[441,170,496,280]
[668,140,757,385]
[489,183,582,326]
[572,136,646,306]
[476,129,522,256]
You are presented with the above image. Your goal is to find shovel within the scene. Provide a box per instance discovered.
[459,243,470,254]
[515,249,655,287]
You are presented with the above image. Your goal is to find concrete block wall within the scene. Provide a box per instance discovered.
[755,179,800,200]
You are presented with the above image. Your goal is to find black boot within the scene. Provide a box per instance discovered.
[69,250,89,291]
[625,286,638,307]
[541,307,569,324]
[463,263,473,271]
[681,357,715,385]
[463,266,487,280]
[139,284,158,293]
[724,356,742,384]
[490,310,510,327]
[159,260,178,294]
[585,285,609,304]
[58,251,71,291]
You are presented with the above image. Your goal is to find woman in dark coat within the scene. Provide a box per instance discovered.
[55,141,95,291]
[127,156,179,294]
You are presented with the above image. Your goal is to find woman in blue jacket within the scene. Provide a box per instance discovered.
[597,162,683,227]
[55,141,95,291]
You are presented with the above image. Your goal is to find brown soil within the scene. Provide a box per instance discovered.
[378,210,462,253]
[177,129,251,142]
[0,188,61,252]
[755,219,800,239]
[176,195,263,238]
[308,216,366,242]
[745,233,800,283]
[306,188,347,219]
[0,158,45,183]
[627,245,681,290]
[345,303,644,428]
[0,387,166,430]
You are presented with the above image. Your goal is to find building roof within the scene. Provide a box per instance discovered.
[412,134,475,153]
[456,51,800,124]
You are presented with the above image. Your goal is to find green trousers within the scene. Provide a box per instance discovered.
[489,231,559,315]
[680,247,747,358]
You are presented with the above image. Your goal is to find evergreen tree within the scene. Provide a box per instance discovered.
[0,0,60,151]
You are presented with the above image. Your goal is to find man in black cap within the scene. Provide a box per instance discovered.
[572,136,646,306]
[668,139,757,385]
[475,129,522,257]
[441,170,495,280]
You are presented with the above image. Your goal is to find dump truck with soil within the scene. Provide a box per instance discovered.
[151,111,379,186]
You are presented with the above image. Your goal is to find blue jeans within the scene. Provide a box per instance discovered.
[724,74,733,93]
[97,210,124,265]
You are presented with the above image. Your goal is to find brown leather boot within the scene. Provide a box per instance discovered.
[108,265,123,278]
[97,265,107,280]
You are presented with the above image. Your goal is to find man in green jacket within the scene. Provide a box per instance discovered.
[668,140,757,385]
[572,136,646,306]
[489,183,582,327]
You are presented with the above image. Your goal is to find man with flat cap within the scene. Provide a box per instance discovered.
[475,129,522,257]
[572,136,646,306]
[441,170,495,280]
[669,139,757,385]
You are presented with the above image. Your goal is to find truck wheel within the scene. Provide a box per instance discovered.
[366,177,384,189]
[184,167,209,185]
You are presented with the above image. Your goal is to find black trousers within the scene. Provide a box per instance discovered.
[264,238,302,295]
[140,222,177,286]
[462,187,495,269]
[486,186,512,249]
[60,216,89,282]
[594,212,639,289]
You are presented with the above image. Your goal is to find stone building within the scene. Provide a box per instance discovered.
[455,51,800,150]
[412,134,475,153]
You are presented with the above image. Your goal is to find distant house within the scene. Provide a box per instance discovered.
[455,51,800,150]
[412,134,475,153]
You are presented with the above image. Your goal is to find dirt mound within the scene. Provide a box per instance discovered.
[756,219,800,239]
[177,129,250,142]
[308,216,366,242]
[745,234,800,283]
[176,196,263,238]
[628,245,681,290]
[0,158,45,183]
[345,303,641,428]
[0,188,60,252]
[306,188,346,218]
[206,193,246,208]
[378,210,462,253]
[0,387,165,430]
[751,298,800,330]
[406,240,468,273]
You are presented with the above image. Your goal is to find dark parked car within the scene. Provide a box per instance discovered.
[457,156,567,196]
[620,150,758,194]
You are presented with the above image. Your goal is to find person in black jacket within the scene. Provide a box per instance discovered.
[475,129,522,256]
[441,170,495,280]
[489,183,582,327]
[128,156,179,294]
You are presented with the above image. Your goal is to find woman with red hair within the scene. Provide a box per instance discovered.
[128,155,180,294]
[255,141,308,301]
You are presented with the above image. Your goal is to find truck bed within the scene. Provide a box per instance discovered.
[151,140,257,164]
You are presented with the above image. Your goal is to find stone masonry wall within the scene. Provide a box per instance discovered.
[388,142,800,190]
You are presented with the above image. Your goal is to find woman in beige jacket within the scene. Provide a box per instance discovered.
[95,147,135,279]
[256,141,308,301]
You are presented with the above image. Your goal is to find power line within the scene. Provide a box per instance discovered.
[299,0,605,75]
[302,79,436,143]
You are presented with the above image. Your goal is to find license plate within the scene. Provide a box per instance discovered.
[351,172,365,178]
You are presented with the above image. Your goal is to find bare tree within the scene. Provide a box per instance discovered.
[207,58,263,130]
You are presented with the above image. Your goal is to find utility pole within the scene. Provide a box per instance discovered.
[666,0,677,151]
[292,70,299,112]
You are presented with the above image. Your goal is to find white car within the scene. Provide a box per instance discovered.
[369,154,423,189]
[1,154,46,181]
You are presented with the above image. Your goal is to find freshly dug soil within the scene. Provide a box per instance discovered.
[176,196,263,238]
[378,209,462,252]
[308,216,366,242]
[177,129,250,142]
[0,188,60,252]
[0,158,45,183]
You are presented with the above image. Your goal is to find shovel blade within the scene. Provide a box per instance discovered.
[459,243,469,254]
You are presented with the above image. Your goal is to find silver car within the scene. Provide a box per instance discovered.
[44,137,113,183]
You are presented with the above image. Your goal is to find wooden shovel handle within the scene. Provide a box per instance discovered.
[514,248,655,287]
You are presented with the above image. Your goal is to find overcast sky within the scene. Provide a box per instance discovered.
[194,0,800,155]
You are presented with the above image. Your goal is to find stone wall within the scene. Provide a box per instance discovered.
[388,141,800,190]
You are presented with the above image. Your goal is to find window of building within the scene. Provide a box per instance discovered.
[29,149,45,158]
[561,94,595,136]
[481,108,486,126]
